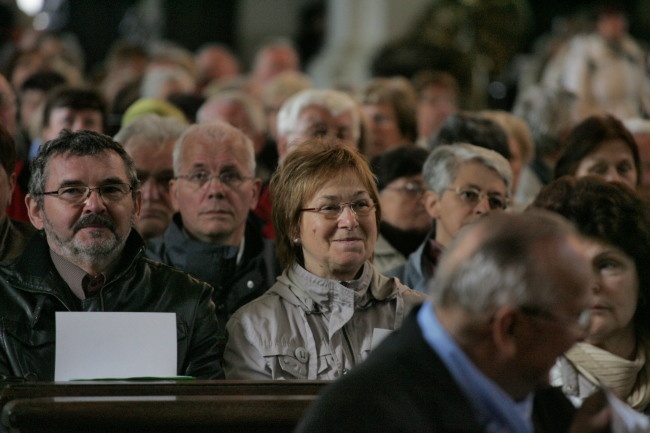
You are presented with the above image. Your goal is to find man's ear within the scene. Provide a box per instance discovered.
[491,306,518,359]
[249,178,262,210]
[6,171,15,207]
[424,190,441,219]
[26,194,44,230]
[133,189,142,220]
[169,179,180,212]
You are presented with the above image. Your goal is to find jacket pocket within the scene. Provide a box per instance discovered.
[258,344,311,379]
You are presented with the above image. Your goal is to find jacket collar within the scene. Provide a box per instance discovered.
[163,212,267,263]
[162,213,239,262]
[274,262,401,310]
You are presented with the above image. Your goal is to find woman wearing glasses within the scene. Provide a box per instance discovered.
[531,176,650,413]
[223,139,425,379]
[387,143,512,292]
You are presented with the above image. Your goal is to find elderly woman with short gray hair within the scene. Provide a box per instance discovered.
[387,143,512,292]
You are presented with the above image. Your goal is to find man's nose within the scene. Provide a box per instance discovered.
[71,118,86,132]
[82,188,107,212]
[473,196,491,214]
[141,178,162,200]
[206,175,227,198]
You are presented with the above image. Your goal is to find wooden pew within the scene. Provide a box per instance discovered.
[0,380,329,409]
[2,394,317,433]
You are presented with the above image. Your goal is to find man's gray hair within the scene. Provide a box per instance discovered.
[276,89,360,141]
[422,143,513,196]
[173,120,256,176]
[430,210,579,314]
[114,114,188,149]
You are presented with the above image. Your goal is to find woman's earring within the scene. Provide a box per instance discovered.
[294,238,300,244]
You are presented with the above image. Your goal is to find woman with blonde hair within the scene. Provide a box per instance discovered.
[224,139,424,379]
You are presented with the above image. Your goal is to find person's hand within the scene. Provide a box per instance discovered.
[569,388,611,433]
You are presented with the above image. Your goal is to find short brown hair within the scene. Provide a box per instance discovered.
[270,139,381,268]
[359,77,417,143]
[554,114,640,185]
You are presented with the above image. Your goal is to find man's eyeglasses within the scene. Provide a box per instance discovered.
[42,183,134,205]
[519,305,592,335]
[446,186,509,210]
[175,170,252,189]
[300,200,376,219]
[383,182,427,197]
[137,169,174,192]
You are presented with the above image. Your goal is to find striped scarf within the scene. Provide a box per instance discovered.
[566,340,650,412]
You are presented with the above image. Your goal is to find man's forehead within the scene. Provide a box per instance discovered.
[45,151,129,181]
[181,136,248,168]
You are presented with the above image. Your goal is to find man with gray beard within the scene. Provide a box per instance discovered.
[0,130,223,380]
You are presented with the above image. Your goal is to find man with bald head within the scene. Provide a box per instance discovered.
[146,120,279,333]
[297,211,611,433]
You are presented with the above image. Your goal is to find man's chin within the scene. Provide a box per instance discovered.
[72,238,122,257]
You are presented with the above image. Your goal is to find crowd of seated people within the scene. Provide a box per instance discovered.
[1,3,650,430]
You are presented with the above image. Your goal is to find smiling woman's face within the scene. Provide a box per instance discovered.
[297,171,377,281]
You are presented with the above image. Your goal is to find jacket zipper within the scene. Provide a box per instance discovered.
[342,325,357,373]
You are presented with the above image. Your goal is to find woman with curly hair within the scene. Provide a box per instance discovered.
[531,175,650,413]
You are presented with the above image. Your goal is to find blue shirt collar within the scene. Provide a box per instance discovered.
[417,301,534,433]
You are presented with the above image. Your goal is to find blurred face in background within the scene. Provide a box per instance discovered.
[363,103,406,156]
[597,12,627,42]
[574,139,638,189]
[125,139,175,239]
[582,239,638,354]
[379,174,430,233]
[417,84,457,141]
[280,105,357,161]
[42,107,104,142]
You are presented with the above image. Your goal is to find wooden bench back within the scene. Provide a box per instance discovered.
[0,379,329,407]
[3,394,317,433]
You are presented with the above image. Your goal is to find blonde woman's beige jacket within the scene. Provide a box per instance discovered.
[224,262,425,380]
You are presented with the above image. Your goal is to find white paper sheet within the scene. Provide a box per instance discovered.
[55,312,177,381]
